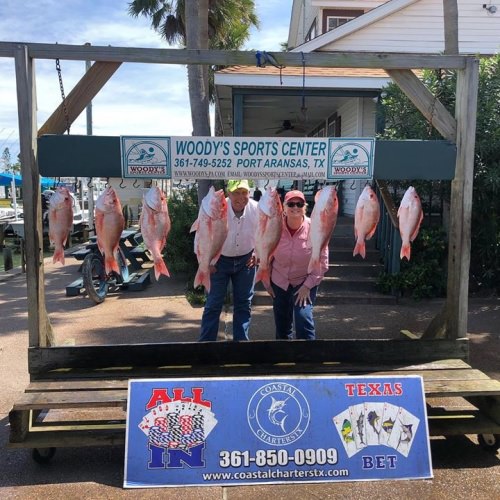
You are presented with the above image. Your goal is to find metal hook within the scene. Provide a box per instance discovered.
[350,180,356,190]
[133,179,140,188]
[264,179,270,189]
[105,177,110,188]
[87,177,93,189]
[119,178,126,189]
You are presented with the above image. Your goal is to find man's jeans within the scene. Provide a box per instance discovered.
[199,252,255,342]
[271,282,318,340]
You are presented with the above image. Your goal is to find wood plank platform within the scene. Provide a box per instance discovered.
[9,357,500,450]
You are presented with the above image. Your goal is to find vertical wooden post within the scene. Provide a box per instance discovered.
[445,57,479,339]
[14,44,54,348]
[443,0,459,55]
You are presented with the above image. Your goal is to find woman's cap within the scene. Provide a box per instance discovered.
[284,190,306,203]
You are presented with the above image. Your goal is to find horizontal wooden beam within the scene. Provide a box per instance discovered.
[28,339,469,376]
[0,41,468,70]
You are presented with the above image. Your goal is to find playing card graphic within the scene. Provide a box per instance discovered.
[139,401,218,449]
[333,408,358,458]
[364,402,385,446]
[379,403,399,447]
[387,406,420,457]
[349,404,367,450]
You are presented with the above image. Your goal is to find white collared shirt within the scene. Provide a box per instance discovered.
[221,198,259,257]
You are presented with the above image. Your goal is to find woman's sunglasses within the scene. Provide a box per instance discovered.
[286,202,305,208]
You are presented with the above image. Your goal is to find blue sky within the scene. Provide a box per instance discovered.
[0,0,293,164]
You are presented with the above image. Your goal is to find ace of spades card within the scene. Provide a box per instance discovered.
[387,406,420,457]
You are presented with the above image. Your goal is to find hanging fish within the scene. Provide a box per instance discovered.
[307,185,338,274]
[48,186,74,265]
[140,186,171,280]
[190,186,228,292]
[254,187,283,292]
[397,186,423,261]
[353,185,380,258]
[95,186,125,274]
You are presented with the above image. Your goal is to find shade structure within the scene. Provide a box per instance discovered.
[0,172,22,186]
[0,172,56,188]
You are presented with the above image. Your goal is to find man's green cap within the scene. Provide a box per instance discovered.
[227,179,250,192]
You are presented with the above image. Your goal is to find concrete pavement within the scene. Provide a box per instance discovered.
[0,256,499,498]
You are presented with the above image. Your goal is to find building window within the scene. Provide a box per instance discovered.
[327,16,354,30]
[305,19,317,42]
[322,9,363,34]
[327,112,341,137]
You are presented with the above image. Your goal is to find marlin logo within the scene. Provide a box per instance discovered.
[268,396,289,433]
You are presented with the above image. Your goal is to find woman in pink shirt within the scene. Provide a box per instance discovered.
[268,190,329,340]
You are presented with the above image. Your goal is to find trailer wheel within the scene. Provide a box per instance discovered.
[32,447,56,464]
[477,433,500,452]
[82,252,108,304]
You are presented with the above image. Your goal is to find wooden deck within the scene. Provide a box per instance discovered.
[9,355,500,450]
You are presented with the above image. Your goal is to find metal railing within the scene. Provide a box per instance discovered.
[375,180,401,276]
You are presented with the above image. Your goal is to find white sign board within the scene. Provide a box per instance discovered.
[120,136,375,180]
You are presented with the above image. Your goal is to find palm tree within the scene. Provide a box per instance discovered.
[128,0,259,202]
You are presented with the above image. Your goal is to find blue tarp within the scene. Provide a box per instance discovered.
[0,172,55,188]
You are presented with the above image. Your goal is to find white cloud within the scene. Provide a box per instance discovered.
[0,0,293,163]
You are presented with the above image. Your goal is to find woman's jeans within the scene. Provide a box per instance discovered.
[271,281,318,340]
[199,252,255,342]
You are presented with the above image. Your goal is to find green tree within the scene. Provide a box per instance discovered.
[379,55,500,293]
[128,0,259,202]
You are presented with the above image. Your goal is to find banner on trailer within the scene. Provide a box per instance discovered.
[124,375,432,488]
[120,137,375,181]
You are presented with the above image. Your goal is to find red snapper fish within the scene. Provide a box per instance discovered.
[140,186,171,280]
[190,186,228,292]
[307,185,338,274]
[48,186,74,264]
[397,186,423,261]
[254,187,283,291]
[95,186,125,274]
[353,185,380,259]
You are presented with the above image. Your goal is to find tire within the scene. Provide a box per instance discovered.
[32,447,56,464]
[82,252,108,304]
[477,433,500,452]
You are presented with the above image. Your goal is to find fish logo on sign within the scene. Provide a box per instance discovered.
[121,137,171,178]
[327,139,374,180]
[247,383,310,446]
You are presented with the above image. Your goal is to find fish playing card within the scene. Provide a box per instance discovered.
[333,408,358,458]
[387,406,420,457]
[379,403,399,447]
[349,404,368,450]
[363,402,385,446]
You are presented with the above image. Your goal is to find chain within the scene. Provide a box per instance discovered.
[427,94,436,138]
[55,58,71,134]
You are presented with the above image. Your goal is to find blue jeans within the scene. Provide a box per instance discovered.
[271,281,318,340]
[199,252,256,342]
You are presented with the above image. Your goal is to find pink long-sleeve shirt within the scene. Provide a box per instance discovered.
[270,216,329,291]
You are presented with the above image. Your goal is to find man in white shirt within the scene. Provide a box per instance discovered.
[199,179,259,341]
